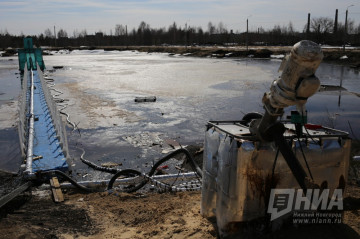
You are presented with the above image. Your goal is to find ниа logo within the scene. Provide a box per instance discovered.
[268,189,343,221]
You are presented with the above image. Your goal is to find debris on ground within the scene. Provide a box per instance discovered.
[100,162,123,168]
[134,96,156,103]
[123,132,164,148]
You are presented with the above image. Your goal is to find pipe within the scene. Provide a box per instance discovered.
[250,40,323,141]
[37,172,198,190]
[25,69,35,177]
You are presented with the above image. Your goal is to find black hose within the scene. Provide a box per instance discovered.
[80,147,202,178]
[106,169,143,192]
[148,148,202,178]
[107,148,203,193]
[40,170,96,192]
[35,147,203,194]
[79,148,118,174]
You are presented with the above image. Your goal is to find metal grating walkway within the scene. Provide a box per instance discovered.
[29,70,68,172]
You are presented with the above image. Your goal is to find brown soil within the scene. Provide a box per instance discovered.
[0,183,359,239]
[0,190,216,239]
[6,45,359,68]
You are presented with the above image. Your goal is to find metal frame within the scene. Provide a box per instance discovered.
[207,120,349,141]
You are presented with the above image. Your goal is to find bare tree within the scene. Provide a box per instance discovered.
[208,22,215,34]
[347,19,355,34]
[79,29,87,37]
[137,21,151,45]
[258,26,265,34]
[310,17,334,34]
[73,29,79,38]
[288,21,295,35]
[138,21,150,33]
[44,28,53,38]
[168,22,178,44]
[217,22,228,34]
[355,23,360,34]
[115,24,126,36]
[272,25,282,34]
[57,28,68,38]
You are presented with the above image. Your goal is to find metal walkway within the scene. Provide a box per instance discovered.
[0,38,70,208]
[25,69,68,173]
[18,38,69,176]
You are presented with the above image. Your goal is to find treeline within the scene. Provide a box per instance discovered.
[1,18,360,49]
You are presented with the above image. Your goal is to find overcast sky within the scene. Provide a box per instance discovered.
[1,0,359,36]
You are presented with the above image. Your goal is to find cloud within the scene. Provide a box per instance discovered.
[1,0,359,35]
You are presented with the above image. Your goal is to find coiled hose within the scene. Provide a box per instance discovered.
[39,147,202,193]
[107,147,202,192]
[79,148,118,174]
[40,170,95,192]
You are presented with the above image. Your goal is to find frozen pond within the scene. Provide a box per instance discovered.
[0,51,359,178]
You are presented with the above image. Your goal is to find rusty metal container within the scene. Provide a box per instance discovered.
[201,121,351,236]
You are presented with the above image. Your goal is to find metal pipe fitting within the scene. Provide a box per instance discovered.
[250,40,323,141]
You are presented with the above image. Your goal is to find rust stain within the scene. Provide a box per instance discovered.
[244,166,281,207]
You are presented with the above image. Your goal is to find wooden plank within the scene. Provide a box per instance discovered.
[50,177,61,188]
[50,177,64,202]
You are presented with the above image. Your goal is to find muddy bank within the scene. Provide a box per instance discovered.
[0,139,359,238]
[3,45,360,68]
[0,184,359,239]
[117,46,360,68]
[47,45,360,68]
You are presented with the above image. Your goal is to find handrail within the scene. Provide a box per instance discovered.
[24,68,35,176]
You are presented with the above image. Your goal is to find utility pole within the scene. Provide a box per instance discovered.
[345,10,348,35]
[125,25,128,48]
[246,18,249,51]
[306,13,310,37]
[185,23,187,47]
[334,9,338,34]
[54,25,57,47]
[343,5,354,52]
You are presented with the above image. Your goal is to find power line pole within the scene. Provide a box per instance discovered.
[125,25,128,47]
[345,9,348,35]
[185,23,187,47]
[306,13,310,37]
[343,9,348,52]
[54,25,57,47]
[246,18,249,51]
[334,9,338,34]
[343,5,354,52]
